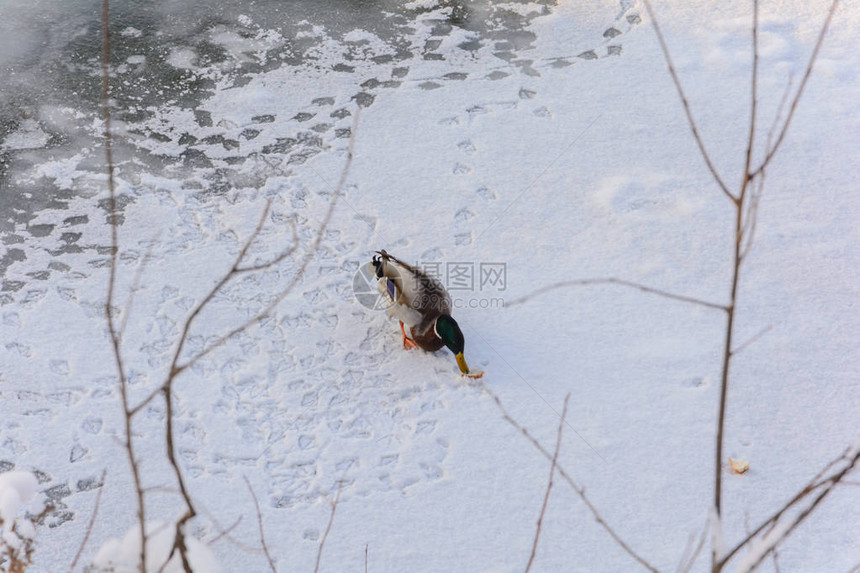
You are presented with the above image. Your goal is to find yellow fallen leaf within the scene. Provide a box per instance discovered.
[729,457,749,474]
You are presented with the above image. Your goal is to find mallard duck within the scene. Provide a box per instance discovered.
[370,250,482,377]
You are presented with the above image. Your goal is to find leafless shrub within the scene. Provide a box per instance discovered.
[99,0,360,569]
[501,1,853,571]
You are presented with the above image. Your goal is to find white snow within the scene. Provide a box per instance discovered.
[91,522,223,573]
[119,27,143,38]
[2,119,50,151]
[2,0,859,572]
[0,471,38,524]
[166,47,198,70]
[0,471,40,558]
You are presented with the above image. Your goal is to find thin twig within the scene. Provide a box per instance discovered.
[159,404,195,573]
[482,383,659,573]
[206,515,244,546]
[175,109,360,374]
[66,470,107,573]
[750,0,840,178]
[739,72,792,260]
[741,0,760,194]
[235,216,299,273]
[639,2,842,571]
[735,0,760,267]
[505,277,727,312]
[314,484,343,573]
[642,0,736,203]
[719,446,860,568]
[100,0,147,569]
[525,394,570,573]
[771,533,782,573]
[165,198,275,383]
[243,476,277,573]
[713,6,839,558]
[677,520,707,573]
[767,74,795,156]
[155,130,277,573]
[156,519,192,573]
[738,169,766,262]
[732,448,860,573]
[118,232,161,343]
[730,324,772,356]
[460,320,605,462]
[128,383,163,417]
[194,499,261,552]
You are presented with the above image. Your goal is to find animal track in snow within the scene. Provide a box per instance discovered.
[0,0,647,531]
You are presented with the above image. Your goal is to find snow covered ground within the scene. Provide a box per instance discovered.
[2,0,858,571]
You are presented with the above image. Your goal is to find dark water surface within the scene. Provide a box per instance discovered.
[0,0,637,282]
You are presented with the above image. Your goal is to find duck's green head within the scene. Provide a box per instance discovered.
[434,314,470,374]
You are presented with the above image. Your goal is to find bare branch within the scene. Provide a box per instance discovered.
[738,169,766,262]
[118,233,161,343]
[734,453,859,573]
[751,0,840,178]
[176,110,360,374]
[460,321,605,461]
[642,0,736,202]
[770,527,783,573]
[206,516,244,547]
[243,476,277,573]
[505,277,728,312]
[767,74,795,153]
[730,324,772,356]
[525,394,570,573]
[159,417,196,573]
[482,383,659,573]
[314,484,343,573]
[66,470,107,573]
[677,520,707,573]
[235,215,299,273]
[100,0,147,569]
[719,446,860,569]
[129,384,163,417]
[740,0,760,197]
[196,497,262,551]
[740,71,792,261]
[165,198,274,381]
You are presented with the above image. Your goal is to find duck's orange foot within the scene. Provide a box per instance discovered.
[400,321,419,350]
[463,370,484,379]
